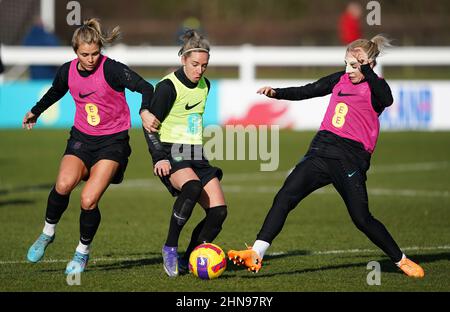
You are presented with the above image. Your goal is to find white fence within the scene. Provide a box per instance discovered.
[2,45,450,130]
[2,45,450,81]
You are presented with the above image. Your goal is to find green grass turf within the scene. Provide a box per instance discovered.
[0,129,449,291]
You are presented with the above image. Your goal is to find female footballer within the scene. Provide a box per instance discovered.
[228,35,425,278]
[23,18,156,274]
[141,30,227,277]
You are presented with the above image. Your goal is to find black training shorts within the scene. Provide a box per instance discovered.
[64,126,131,184]
[158,143,223,196]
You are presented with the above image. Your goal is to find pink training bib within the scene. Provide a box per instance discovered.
[319,73,380,153]
[68,55,130,135]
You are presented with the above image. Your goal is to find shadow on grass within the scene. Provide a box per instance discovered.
[92,256,162,271]
[227,250,450,278]
[0,199,35,207]
[0,183,53,196]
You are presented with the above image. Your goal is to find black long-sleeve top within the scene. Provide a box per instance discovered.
[31,56,153,116]
[142,67,211,164]
[141,67,211,122]
[273,64,394,162]
[273,64,393,114]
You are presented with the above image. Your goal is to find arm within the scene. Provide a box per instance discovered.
[142,80,177,176]
[103,59,159,131]
[104,58,154,97]
[23,63,70,130]
[258,71,344,101]
[360,64,393,113]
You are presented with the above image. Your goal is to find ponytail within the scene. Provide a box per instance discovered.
[72,18,120,52]
[178,29,210,57]
[347,34,392,66]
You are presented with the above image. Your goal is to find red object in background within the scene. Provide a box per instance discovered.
[225,101,293,128]
[339,11,362,45]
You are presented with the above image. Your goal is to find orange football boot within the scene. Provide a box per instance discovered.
[397,257,425,278]
[228,247,262,273]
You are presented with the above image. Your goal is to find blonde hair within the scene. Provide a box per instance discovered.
[178,29,210,57]
[347,34,392,66]
[72,18,120,52]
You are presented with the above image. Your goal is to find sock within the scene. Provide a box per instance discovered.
[395,253,406,266]
[79,207,101,246]
[76,241,90,255]
[252,240,270,259]
[182,216,207,261]
[43,221,56,237]
[165,180,202,247]
[196,206,227,244]
[45,186,70,224]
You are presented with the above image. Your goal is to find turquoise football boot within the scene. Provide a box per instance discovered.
[65,251,89,275]
[27,233,55,263]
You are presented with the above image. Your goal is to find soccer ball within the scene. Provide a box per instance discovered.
[189,243,227,280]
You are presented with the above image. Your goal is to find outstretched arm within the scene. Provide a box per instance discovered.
[23,63,70,130]
[258,71,344,101]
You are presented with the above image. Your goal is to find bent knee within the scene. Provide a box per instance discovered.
[55,179,78,195]
[181,180,203,199]
[352,215,374,231]
[80,193,100,210]
[208,205,228,222]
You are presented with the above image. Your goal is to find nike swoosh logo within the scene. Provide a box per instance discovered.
[79,91,96,98]
[185,101,201,110]
[338,90,357,97]
[347,171,357,177]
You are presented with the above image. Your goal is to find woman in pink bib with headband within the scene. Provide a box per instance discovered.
[229,35,425,279]
[23,18,156,274]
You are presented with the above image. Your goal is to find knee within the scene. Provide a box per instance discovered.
[173,180,203,226]
[181,179,203,200]
[80,192,99,210]
[352,214,374,232]
[273,189,299,212]
[209,205,227,224]
[55,179,77,195]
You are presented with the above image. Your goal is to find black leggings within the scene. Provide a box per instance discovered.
[256,155,403,262]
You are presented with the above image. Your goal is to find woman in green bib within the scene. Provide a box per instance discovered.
[141,30,227,277]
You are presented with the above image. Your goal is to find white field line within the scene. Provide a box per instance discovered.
[111,182,450,198]
[1,245,449,265]
[369,161,449,174]
[1,161,448,197]
[267,245,450,256]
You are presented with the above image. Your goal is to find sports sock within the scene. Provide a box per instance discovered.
[165,180,202,247]
[252,240,270,259]
[76,241,90,255]
[196,205,227,244]
[43,221,56,237]
[79,207,101,246]
[45,186,70,224]
[182,217,207,261]
[395,253,406,266]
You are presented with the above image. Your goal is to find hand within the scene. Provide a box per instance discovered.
[22,111,38,130]
[257,86,276,98]
[351,48,373,69]
[154,159,171,177]
[140,110,160,133]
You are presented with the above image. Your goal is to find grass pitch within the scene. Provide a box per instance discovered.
[0,129,449,292]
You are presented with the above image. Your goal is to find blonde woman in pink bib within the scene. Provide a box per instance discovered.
[229,35,425,279]
[23,18,155,274]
